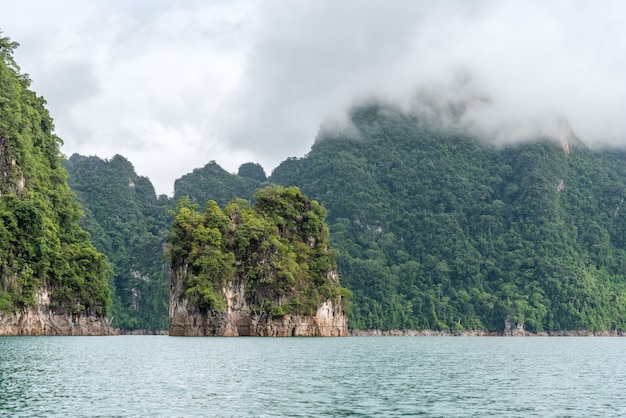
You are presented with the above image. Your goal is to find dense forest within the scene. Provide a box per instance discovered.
[164,103,626,333]
[63,154,171,330]
[66,102,626,332]
[0,34,110,317]
[174,160,269,208]
[64,101,626,333]
[271,104,626,332]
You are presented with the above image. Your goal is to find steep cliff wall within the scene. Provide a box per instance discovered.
[170,272,346,336]
[0,311,117,336]
[0,289,117,336]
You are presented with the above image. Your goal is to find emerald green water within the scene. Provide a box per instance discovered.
[1,336,625,416]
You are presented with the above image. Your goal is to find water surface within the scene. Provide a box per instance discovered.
[1,336,624,417]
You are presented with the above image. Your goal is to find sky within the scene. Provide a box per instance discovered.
[3,1,626,195]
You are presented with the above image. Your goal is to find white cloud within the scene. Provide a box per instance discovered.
[4,1,626,194]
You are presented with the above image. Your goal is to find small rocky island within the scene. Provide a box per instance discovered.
[168,186,348,336]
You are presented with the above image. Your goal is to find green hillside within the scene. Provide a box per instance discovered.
[65,100,626,333]
[174,160,269,208]
[63,154,171,330]
[271,103,626,332]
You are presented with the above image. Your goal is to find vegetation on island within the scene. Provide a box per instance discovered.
[168,186,348,317]
[0,33,110,316]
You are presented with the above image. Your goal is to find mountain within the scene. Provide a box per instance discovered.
[63,154,171,330]
[0,34,114,335]
[63,101,626,334]
[173,160,269,208]
[63,156,270,331]
[270,103,626,333]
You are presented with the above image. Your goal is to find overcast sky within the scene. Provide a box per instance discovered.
[3,1,626,195]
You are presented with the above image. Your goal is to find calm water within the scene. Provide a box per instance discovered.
[1,336,625,417]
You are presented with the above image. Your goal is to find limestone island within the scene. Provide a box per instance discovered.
[168,186,348,336]
[0,34,115,335]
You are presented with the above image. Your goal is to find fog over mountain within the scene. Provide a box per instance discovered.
[3,1,626,194]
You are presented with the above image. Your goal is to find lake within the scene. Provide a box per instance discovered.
[1,335,625,417]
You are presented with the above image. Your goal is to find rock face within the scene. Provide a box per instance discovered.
[170,272,347,337]
[503,318,528,336]
[0,310,117,336]
[0,290,117,336]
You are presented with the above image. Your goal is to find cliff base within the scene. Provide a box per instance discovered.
[0,307,118,336]
[170,299,346,337]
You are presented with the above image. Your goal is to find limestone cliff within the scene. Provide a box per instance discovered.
[0,310,117,336]
[0,289,117,336]
[168,186,349,336]
[170,270,347,336]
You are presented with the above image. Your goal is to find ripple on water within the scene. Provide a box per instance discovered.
[1,336,626,417]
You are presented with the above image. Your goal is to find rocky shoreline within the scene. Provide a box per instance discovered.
[3,324,624,337]
[0,310,118,336]
[119,329,168,335]
[170,267,347,336]
[0,288,117,336]
[169,299,347,337]
[348,329,626,336]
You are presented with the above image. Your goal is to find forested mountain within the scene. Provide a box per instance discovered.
[174,160,269,208]
[64,156,270,330]
[270,103,626,332]
[63,154,171,330]
[0,34,112,332]
[65,101,626,333]
[9,21,626,334]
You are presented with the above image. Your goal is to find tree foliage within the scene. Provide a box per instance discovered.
[174,160,269,208]
[238,162,267,182]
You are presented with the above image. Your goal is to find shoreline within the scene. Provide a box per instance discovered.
[114,328,626,337]
[348,329,626,337]
[4,328,624,336]
[119,329,169,335]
